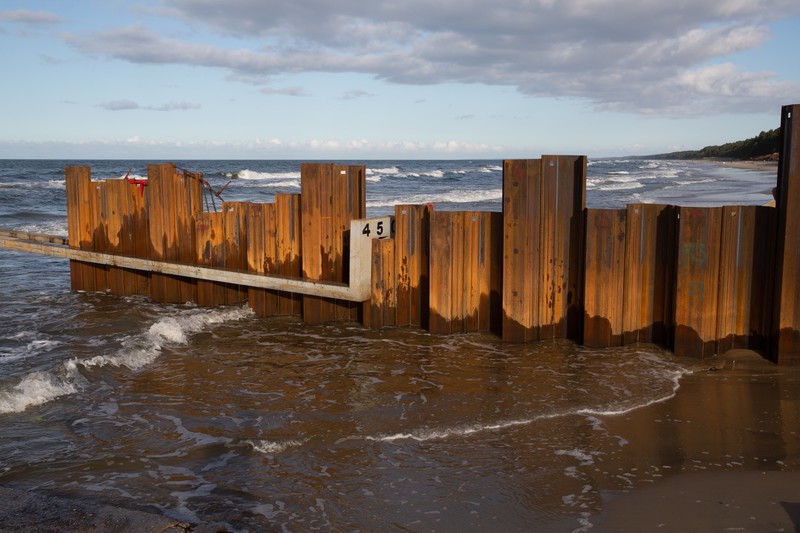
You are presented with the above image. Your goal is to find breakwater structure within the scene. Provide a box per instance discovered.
[1,104,799,364]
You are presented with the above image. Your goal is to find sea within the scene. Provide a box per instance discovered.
[0,159,782,531]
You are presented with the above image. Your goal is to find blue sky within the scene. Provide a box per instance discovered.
[1,0,798,159]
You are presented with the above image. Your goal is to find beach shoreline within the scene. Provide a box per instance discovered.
[592,348,800,531]
[706,158,779,172]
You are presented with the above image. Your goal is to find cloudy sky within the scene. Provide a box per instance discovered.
[1,0,798,159]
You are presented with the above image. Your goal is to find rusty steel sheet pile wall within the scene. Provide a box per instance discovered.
[427,210,503,335]
[59,104,800,363]
[364,204,432,330]
[65,164,307,317]
[501,156,586,343]
[621,204,678,347]
[300,163,366,324]
[772,104,800,365]
[583,209,627,348]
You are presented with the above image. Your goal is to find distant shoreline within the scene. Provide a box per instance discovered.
[706,158,779,172]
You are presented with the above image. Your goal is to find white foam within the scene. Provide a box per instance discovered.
[232,169,300,181]
[0,306,252,414]
[555,448,595,466]
[367,166,400,176]
[345,361,690,444]
[247,438,308,455]
[576,367,689,417]
[0,337,62,364]
[255,179,300,188]
[367,188,502,208]
[80,306,251,371]
[14,219,69,236]
[0,370,78,413]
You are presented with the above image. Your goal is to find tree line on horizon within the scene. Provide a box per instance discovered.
[649,128,780,161]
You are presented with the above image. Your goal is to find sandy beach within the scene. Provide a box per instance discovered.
[710,158,779,172]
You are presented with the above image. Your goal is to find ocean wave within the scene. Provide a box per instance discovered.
[13,219,69,236]
[247,179,300,189]
[0,306,252,414]
[675,178,716,186]
[586,179,644,191]
[0,370,79,414]
[79,306,252,371]
[226,169,301,181]
[0,337,62,365]
[367,188,502,208]
[0,180,65,190]
[367,166,400,176]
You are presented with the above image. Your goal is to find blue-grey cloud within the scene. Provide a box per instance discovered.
[260,86,308,96]
[99,99,201,111]
[65,0,800,116]
[0,9,61,24]
[339,90,373,100]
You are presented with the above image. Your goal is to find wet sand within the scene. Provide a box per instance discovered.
[710,159,779,172]
[602,470,800,531]
[596,349,800,531]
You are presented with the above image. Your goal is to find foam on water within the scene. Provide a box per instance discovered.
[0,370,79,413]
[246,438,309,455]
[0,306,252,414]
[229,169,300,181]
[79,306,252,370]
[332,351,690,446]
[367,188,502,208]
[0,336,62,365]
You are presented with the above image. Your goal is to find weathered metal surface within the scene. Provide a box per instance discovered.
[367,237,396,329]
[147,164,204,304]
[394,204,431,328]
[772,104,800,365]
[502,159,540,342]
[583,209,627,347]
[195,211,226,307]
[221,202,249,304]
[428,211,502,335]
[501,157,586,342]
[674,207,723,358]
[300,164,366,324]
[622,204,677,346]
[65,167,96,292]
[716,205,776,354]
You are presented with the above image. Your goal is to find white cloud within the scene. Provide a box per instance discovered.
[62,0,800,116]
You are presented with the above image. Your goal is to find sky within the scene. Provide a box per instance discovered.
[1,0,799,160]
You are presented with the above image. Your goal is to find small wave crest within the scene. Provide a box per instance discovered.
[341,355,689,444]
[226,169,300,181]
[80,306,251,371]
[0,368,82,414]
[0,306,252,414]
[367,188,502,208]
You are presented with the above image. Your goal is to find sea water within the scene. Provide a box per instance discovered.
[0,159,780,530]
